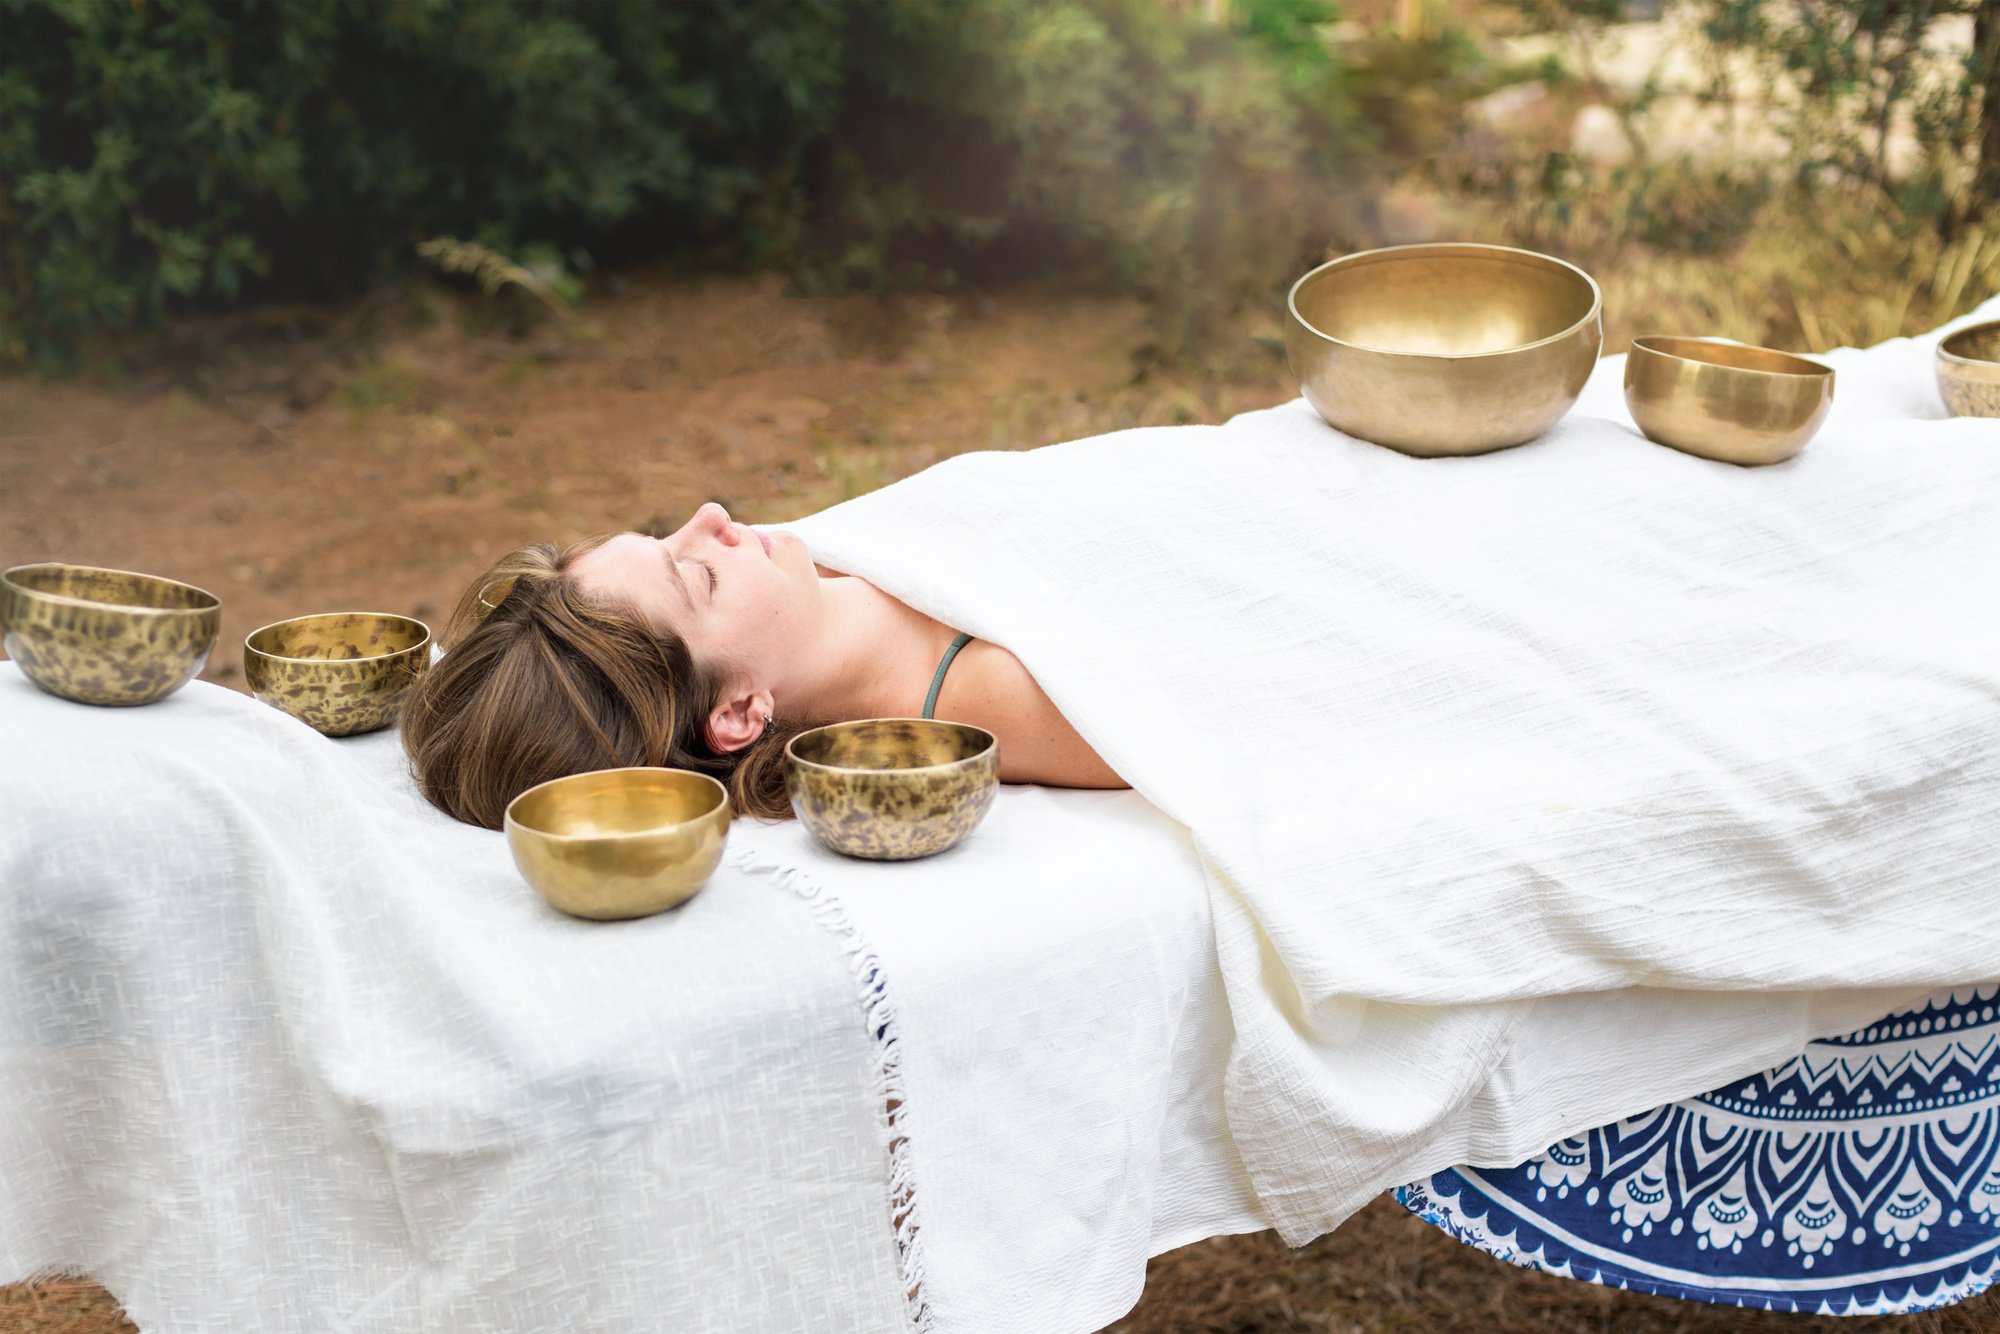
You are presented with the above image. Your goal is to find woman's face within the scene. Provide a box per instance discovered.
[569,502,820,683]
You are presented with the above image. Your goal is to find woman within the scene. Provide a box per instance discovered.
[402,501,1126,830]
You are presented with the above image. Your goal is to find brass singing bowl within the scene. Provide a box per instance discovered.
[1936,320,2000,418]
[505,767,730,920]
[786,719,998,861]
[243,612,432,737]
[1624,337,1834,466]
[0,563,221,706]
[1285,242,1603,456]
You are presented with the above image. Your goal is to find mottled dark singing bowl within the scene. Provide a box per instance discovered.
[243,611,431,737]
[1,562,221,706]
[786,718,999,860]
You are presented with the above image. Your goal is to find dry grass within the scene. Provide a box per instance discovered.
[0,1280,134,1334]
[1493,187,2000,356]
[1111,1198,2000,1333]
[1395,12,2000,361]
[8,1199,1995,1332]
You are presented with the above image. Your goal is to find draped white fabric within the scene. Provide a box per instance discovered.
[751,798,1927,1332]
[0,673,911,1333]
[784,296,2000,1245]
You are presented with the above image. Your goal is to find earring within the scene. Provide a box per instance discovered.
[762,714,777,735]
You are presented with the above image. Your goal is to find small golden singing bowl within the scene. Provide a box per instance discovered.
[0,563,221,706]
[1285,242,1603,456]
[1936,320,2000,418]
[243,612,432,737]
[1624,336,1834,466]
[505,767,730,920]
[787,719,999,860]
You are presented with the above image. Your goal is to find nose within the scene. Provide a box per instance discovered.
[673,501,737,551]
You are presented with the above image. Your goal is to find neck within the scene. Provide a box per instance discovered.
[790,576,956,724]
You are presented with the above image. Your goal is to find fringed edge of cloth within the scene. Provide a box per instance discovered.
[726,845,935,1334]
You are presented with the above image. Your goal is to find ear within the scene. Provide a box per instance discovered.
[706,684,775,755]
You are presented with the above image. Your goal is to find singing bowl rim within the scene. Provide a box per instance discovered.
[785,717,999,778]
[504,766,731,842]
[1937,320,2000,376]
[1286,242,1604,361]
[1629,335,1833,382]
[243,611,433,665]
[1,561,221,617]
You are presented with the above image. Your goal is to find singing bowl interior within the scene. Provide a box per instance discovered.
[0,562,221,706]
[505,767,730,920]
[1936,319,2000,418]
[1624,336,1834,466]
[1285,243,1602,455]
[786,719,999,861]
[1291,244,1598,356]
[243,612,431,737]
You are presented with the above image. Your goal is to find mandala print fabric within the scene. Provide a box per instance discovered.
[1398,986,2000,1315]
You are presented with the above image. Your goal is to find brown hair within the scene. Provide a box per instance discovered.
[400,536,804,829]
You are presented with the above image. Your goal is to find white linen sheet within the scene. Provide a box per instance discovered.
[744,800,1926,1333]
[0,670,910,1334]
[0,668,1936,1334]
[782,295,2000,1249]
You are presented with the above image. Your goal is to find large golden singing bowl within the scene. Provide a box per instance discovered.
[1624,336,1834,466]
[505,767,730,920]
[1936,320,2000,418]
[243,612,431,737]
[0,563,220,706]
[786,719,998,861]
[1285,242,1603,456]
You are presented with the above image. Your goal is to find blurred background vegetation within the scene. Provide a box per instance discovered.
[4,0,1997,372]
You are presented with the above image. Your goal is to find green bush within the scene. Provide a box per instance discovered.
[796,0,1370,356]
[0,0,845,366]
[0,0,1370,367]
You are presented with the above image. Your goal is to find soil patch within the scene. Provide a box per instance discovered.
[0,269,1293,686]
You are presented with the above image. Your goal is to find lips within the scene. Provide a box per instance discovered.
[756,530,773,558]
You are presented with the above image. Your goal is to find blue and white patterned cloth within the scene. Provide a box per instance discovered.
[1398,986,2000,1316]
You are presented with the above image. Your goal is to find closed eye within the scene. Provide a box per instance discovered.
[700,559,717,594]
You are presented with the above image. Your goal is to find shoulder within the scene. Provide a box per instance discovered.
[932,640,1125,789]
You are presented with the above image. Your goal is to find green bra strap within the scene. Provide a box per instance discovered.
[922,632,973,720]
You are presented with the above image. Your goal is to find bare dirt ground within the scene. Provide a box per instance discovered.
[0,267,1296,677]
[6,1196,1997,1334]
[2,272,1995,1333]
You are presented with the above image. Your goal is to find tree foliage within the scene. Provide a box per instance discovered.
[1693,0,2000,228]
[796,0,1367,353]
[0,0,1369,367]
[0,0,846,366]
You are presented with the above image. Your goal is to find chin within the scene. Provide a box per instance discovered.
[781,532,814,571]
